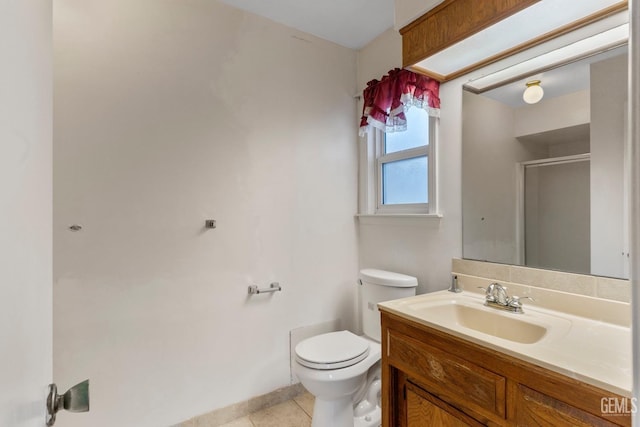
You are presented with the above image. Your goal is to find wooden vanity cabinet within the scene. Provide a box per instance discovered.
[406,381,485,427]
[381,311,631,427]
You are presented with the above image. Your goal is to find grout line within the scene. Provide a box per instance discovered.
[293,393,314,419]
[222,396,313,427]
[246,399,310,427]
[291,398,310,420]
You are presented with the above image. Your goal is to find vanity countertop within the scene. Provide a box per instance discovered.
[379,289,632,397]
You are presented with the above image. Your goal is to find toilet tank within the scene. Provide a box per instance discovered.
[360,269,418,342]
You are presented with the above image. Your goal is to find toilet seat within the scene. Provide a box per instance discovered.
[295,331,370,370]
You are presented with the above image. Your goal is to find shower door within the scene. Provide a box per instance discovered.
[521,155,591,274]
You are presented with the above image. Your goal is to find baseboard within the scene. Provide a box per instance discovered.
[177,382,306,426]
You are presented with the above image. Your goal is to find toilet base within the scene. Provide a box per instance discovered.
[310,398,380,427]
[311,397,354,427]
[354,406,381,427]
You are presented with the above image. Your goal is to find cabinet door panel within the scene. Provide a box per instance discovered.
[388,329,506,419]
[406,382,485,427]
[515,385,621,427]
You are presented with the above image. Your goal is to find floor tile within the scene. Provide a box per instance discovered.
[249,400,311,427]
[218,416,255,427]
[293,391,314,418]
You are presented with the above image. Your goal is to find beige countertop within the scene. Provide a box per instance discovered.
[379,289,632,397]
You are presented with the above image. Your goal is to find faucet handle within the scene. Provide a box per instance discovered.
[507,295,535,309]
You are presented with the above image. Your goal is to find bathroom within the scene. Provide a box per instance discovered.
[1,1,638,427]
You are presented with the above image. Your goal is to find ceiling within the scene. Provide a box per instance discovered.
[481,44,627,107]
[218,0,394,50]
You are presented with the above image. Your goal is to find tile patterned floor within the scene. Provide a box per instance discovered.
[219,392,314,427]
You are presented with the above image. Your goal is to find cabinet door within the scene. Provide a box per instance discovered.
[387,329,506,420]
[515,385,622,427]
[406,382,485,427]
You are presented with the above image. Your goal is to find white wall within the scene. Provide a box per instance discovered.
[0,2,52,426]
[590,54,628,277]
[514,90,590,138]
[461,92,541,265]
[356,29,462,293]
[394,0,445,30]
[53,2,359,426]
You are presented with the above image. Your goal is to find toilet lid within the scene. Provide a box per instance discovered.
[295,331,370,370]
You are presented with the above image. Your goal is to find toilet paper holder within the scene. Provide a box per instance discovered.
[248,282,282,295]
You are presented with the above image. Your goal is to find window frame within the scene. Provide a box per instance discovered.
[360,114,439,216]
[376,144,430,214]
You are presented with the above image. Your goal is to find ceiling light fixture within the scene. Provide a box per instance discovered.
[411,1,627,81]
[463,22,628,94]
[523,80,544,104]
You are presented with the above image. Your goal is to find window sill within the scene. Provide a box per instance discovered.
[355,213,443,225]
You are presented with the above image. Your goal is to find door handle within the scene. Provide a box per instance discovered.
[46,379,90,426]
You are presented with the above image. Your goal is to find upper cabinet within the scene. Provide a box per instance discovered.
[399,0,628,81]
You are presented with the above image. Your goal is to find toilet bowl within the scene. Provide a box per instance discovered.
[293,269,418,427]
[295,332,381,427]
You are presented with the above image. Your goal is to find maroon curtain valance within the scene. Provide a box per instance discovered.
[359,68,440,136]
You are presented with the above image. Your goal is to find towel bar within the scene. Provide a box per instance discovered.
[248,282,282,295]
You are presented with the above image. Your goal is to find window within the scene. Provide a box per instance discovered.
[370,107,437,215]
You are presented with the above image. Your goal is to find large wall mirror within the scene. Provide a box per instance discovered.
[462,18,629,279]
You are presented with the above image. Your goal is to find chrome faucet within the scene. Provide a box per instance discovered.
[478,282,533,314]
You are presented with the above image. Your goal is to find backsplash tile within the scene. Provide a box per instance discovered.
[509,265,597,296]
[452,258,629,304]
[451,258,510,282]
[453,272,630,326]
[596,276,631,302]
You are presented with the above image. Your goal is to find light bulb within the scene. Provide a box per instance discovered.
[523,80,544,104]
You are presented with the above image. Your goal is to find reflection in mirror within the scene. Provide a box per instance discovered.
[462,45,629,279]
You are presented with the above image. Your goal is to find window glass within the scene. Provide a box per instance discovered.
[384,107,429,154]
[382,156,428,204]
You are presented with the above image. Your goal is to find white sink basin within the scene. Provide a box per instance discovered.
[386,291,564,346]
[426,303,547,344]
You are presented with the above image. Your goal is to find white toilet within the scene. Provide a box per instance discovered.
[293,269,418,427]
